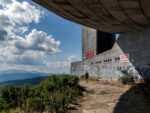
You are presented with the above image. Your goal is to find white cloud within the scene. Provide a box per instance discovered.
[0,0,12,6]
[14,26,28,34]
[0,0,44,24]
[0,0,44,40]
[0,0,60,56]
[44,56,80,73]
[0,0,80,74]
[0,0,65,73]
[0,55,80,73]
[14,29,61,54]
[0,29,61,65]
[68,55,79,62]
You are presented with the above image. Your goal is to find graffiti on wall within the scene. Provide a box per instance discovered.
[120,54,129,62]
[79,63,103,77]
[117,64,150,80]
[85,50,95,59]
[71,61,150,81]
[97,64,101,77]
[135,64,150,79]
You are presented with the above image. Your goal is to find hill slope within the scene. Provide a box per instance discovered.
[0,76,49,86]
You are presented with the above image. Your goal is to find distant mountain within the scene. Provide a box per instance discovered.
[0,69,62,83]
[0,76,49,86]
[0,69,29,75]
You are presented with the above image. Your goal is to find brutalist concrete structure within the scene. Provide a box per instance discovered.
[33,0,150,80]
[33,0,150,33]
[82,26,115,60]
[82,26,97,60]
[71,27,150,81]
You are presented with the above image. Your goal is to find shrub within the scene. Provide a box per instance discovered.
[0,97,8,111]
[25,97,45,113]
[119,75,134,85]
[0,75,83,113]
[1,85,21,108]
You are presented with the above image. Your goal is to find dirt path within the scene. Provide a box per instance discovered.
[70,81,150,113]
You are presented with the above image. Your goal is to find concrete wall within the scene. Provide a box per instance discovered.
[118,29,150,66]
[71,29,150,81]
[82,26,97,60]
[82,26,116,60]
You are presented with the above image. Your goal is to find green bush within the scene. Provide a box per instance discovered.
[119,75,134,85]
[25,97,45,113]
[0,97,8,111]
[0,111,17,113]
[0,75,83,113]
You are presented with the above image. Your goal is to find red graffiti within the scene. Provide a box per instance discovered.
[85,50,95,59]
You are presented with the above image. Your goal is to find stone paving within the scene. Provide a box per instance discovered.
[70,81,150,113]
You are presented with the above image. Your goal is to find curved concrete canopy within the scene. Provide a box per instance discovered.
[32,0,150,33]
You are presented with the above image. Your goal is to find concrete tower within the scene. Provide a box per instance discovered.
[82,26,115,60]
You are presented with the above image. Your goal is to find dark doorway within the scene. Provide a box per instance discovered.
[96,31,115,54]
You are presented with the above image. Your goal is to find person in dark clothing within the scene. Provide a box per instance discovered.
[85,71,89,83]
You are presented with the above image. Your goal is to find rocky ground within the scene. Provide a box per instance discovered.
[70,80,150,113]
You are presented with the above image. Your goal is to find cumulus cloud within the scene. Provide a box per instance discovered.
[0,0,60,56]
[0,29,61,65]
[0,0,13,6]
[0,0,44,24]
[0,0,80,74]
[0,0,63,73]
[15,29,61,54]
[14,26,28,34]
[68,55,79,62]
[0,55,80,73]
[46,55,80,70]
[7,55,43,65]
[0,15,14,34]
[0,0,44,40]
[44,56,80,73]
[0,30,7,41]
[45,61,70,69]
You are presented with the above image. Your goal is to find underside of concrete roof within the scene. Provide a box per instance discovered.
[32,0,150,33]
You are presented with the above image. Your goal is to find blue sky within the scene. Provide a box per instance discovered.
[0,0,82,73]
[28,0,82,60]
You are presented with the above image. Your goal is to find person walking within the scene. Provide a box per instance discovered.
[85,71,89,83]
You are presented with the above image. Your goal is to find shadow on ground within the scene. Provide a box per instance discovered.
[113,84,150,113]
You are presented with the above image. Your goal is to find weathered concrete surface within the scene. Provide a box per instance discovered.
[82,26,97,60]
[82,26,115,60]
[70,81,150,113]
[71,28,150,81]
[32,0,150,33]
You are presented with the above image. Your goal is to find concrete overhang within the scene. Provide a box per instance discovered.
[32,0,150,33]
